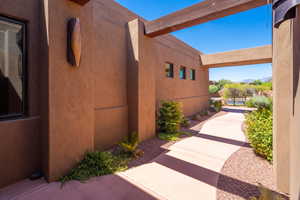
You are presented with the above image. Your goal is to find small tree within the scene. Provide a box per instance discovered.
[157,101,184,134]
[226,88,241,105]
[209,85,219,94]
[240,85,255,102]
[216,79,232,90]
[223,83,242,105]
[251,80,263,85]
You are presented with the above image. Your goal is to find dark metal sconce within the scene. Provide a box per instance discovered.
[69,0,90,6]
[273,0,300,28]
[67,18,82,67]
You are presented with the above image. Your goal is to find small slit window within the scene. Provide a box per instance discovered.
[190,69,196,80]
[165,63,174,78]
[0,16,27,120]
[179,66,186,80]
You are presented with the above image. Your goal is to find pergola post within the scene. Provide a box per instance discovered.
[273,18,292,194]
[273,6,300,196]
[288,7,300,200]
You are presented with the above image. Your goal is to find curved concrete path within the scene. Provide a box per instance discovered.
[0,112,247,200]
[119,112,246,200]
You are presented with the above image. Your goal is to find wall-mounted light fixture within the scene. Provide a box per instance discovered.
[273,0,300,28]
[69,0,90,6]
[67,18,81,67]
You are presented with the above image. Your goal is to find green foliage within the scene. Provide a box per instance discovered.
[119,132,139,156]
[181,117,190,128]
[246,96,273,110]
[209,85,219,94]
[222,82,272,106]
[157,101,184,134]
[245,109,273,161]
[158,131,192,141]
[59,151,129,183]
[240,85,256,100]
[215,79,232,89]
[251,80,263,85]
[223,83,242,105]
[199,110,208,116]
[210,99,222,112]
[261,81,272,90]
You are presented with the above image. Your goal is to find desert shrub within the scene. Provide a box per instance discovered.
[59,151,129,183]
[215,79,232,89]
[245,109,273,161]
[210,99,222,112]
[157,101,183,134]
[199,110,208,116]
[158,131,192,141]
[180,117,190,128]
[246,96,272,110]
[119,132,143,158]
[209,85,219,94]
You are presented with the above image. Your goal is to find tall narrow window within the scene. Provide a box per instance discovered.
[0,16,26,119]
[190,69,196,80]
[165,62,174,78]
[179,66,186,79]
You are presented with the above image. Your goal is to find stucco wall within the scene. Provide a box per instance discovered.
[0,0,209,186]
[92,0,209,148]
[155,38,209,116]
[0,118,40,188]
[0,0,42,188]
[92,1,131,150]
[45,0,95,181]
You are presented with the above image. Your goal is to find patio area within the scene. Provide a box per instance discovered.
[0,110,277,200]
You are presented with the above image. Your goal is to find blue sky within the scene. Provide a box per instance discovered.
[116,0,273,82]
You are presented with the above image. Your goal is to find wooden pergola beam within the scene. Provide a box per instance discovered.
[145,0,269,37]
[200,45,272,68]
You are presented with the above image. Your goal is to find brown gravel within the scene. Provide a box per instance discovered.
[217,146,289,200]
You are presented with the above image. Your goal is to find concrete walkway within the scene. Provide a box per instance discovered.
[0,112,247,200]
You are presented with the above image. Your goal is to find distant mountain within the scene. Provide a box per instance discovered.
[241,76,272,83]
[242,79,255,83]
[260,76,272,82]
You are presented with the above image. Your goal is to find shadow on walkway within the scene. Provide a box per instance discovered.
[155,154,285,200]
[222,107,252,113]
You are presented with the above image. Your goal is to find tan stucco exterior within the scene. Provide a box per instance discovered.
[273,6,300,199]
[0,0,209,186]
[290,8,300,200]
[273,18,292,194]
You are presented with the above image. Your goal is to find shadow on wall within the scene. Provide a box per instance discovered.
[40,0,50,181]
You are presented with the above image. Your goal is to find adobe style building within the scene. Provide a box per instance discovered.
[2,0,300,199]
[0,0,209,188]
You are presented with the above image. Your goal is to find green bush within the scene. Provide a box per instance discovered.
[246,96,272,110]
[245,109,273,161]
[199,110,208,116]
[59,151,129,183]
[180,117,190,128]
[158,131,192,141]
[157,101,183,134]
[119,132,141,157]
[210,99,222,112]
[209,85,219,94]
